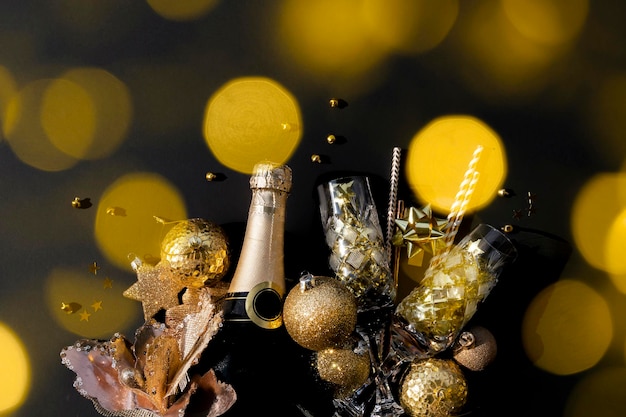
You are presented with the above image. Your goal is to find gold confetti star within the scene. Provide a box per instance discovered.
[79,310,91,322]
[91,301,103,312]
[89,261,101,275]
[123,262,184,321]
[103,277,113,289]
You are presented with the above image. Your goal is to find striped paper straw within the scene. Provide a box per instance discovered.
[428,144,483,270]
[386,147,402,259]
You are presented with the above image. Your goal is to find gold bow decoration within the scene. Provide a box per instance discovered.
[392,205,448,266]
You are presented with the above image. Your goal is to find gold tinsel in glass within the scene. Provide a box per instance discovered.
[160,218,230,288]
[395,247,495,351]
[316,347,371,399]
[283,275,357,351]
[399,357,468,417]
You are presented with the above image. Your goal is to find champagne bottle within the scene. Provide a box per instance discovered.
[202,161,336,416]
[222,161,291,328]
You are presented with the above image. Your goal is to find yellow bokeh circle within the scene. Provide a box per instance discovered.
[406,115,507,214]
[203,76,302,174]
[0,323,30,413]
[522,279,612,375]
[95,172,187,271]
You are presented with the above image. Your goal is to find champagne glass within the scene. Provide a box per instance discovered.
[395,223,518,355]
[317,176,395,310]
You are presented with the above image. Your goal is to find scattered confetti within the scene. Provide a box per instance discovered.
[61,302,82,314]
[79,310,91,322]
[89,262,100,275]
[71,197,92,209]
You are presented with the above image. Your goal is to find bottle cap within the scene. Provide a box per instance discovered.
[250,161,292,192]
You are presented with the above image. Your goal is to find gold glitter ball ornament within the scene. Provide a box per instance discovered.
[452,326,498,371]
[283,274,358,351]
[160,218,230,288]
[316,347,371,398]
[399,357,468,417]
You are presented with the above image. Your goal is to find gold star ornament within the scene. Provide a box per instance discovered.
[393,205,447,266]
[123,261,185,321]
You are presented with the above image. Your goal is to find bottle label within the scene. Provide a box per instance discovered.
[224,281,284,329]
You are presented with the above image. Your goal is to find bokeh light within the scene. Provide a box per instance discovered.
[571,172,626,278]
[275,0,388,91]
[606,209,626,293]
[2,79,79,171]
[0,65,17,141]
[41,67,132,160]
[203,77,302,174]
[522,279,612,375]
[405,115,507,214]
[0,322,30,413]
[361,0,459,55]
[45,266,139,339]
[565,366,626,417]
[450,0,568,100]
[146,0,219,21]
[586,73,626,164]
[94,172,187,271]
[501,0,589,46]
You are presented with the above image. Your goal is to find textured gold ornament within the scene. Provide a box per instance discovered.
[453,326,498,371]
[283,274,358,351]
[160,218,230,288]
[123,261,184,321]
[316,347,371,398]
[399,357,468,417]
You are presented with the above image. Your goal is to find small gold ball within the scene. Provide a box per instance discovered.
[316,347,370,398]
[329,98,340,108]
[283,276,357,351]
[326,134,336,144]
[399,357,468,417]
[311,154,322,163]
[501,224,515,233]
[205,172,217,181]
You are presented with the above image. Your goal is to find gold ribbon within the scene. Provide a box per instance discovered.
[392,205,447,266]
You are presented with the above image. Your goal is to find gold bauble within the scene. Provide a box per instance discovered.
[283,275,357,351]
[160,218,230,287]
[453,326,498,372]
[316,347,371,398]
[399,357,468,417]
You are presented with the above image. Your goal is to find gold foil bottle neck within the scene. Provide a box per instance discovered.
[250,161,292,193]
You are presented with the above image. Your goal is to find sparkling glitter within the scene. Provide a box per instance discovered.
[396,243,497,353]
[316,347,371,398]
[399,358,468,417]
[283,276,357,351]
